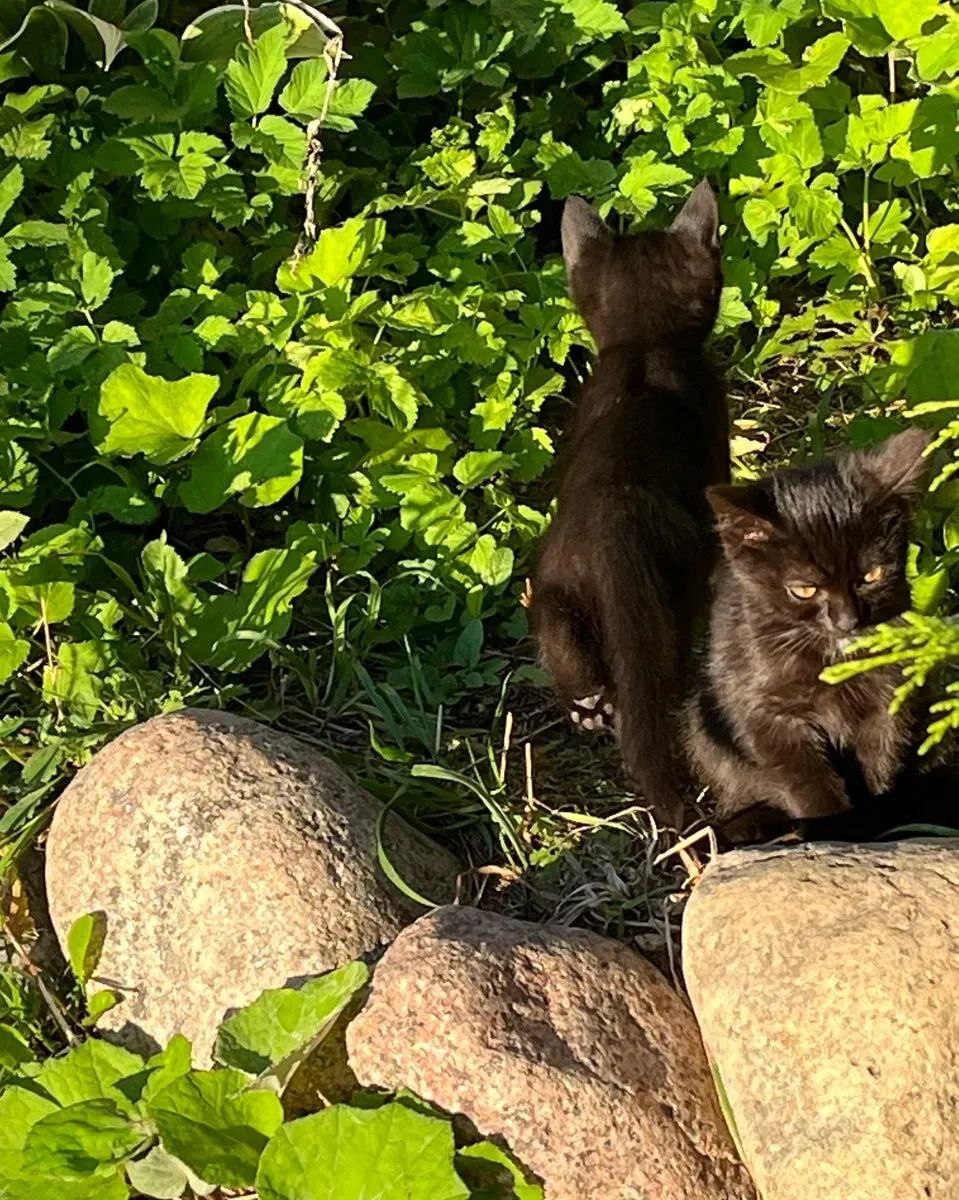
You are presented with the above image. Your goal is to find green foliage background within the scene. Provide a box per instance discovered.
[0,0,958,1192]
[0,0,958,836]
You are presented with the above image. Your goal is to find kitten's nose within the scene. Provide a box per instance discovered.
[828,603,859,634]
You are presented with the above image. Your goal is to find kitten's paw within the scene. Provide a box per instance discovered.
[570,693,615,732]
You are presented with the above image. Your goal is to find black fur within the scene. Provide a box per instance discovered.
[530,182,728,828]
[685,428,931,834]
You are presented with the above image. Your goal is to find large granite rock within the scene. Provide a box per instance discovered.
[45,709,459,1067]
[347,905,755,1200]
[683,841,959,1200]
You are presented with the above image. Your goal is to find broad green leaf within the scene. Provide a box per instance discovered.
[181,542,316,671]
[98,365,218,464]
[0,1023,34,1070]
[5,219,68,246]
[79,251,115,310]
[915,18,959,80]
[256,1103,470,1200]
[453,450,509,487]
[137,1037,195,1105]
[126,1145,191,1199]
[280,216,386,290]
[789,185,842,241]
[1,1175,129,1200]
[84,989,123,1027]
[22,1098,145,1179]
[0,623,29,685]
[141,538,202,628]
[0,1085,57,1180]
[214,963,368,1075]
[893,332,959,404]
[86,485,159,525]
[278,56,329,117]
[0,163,23,225]
[42,641,107,722]
[66,911,107,987]
[36,1038,146,1110]
[150,1068,284,1188]
[0,510,28,552]
[225,21,289,118]
[457,1141,543,1199]
[179,413,304,514]
[557,0,628,40]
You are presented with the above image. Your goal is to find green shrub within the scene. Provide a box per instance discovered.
[2,0,959,1189]
[0,0,957,810]
[0,928,542,1199]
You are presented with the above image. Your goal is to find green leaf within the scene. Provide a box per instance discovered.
[36,1038,145,1110]
[97,365,218,464]
[66,911,107,987]
[125,1145,191,1199]
[214,963,368,1075]
[179,413,304,514]
[23,1098,144,1180]
[280,216,386,290]
[42,641,107,723]
[0,510,28,552]
[0,622,30,684]
[150,1068,284,1188]
[225,22,289,118]
[0,1023,34,1071]
[278,56,329,117]
[256,1103,470,1200]
[187,545,317,671]
[457,1141,544,1199]
[789,185,842,240]
[453,450,509,487]
[79,251,115,310]
[84,989,124,1028]
[0,163,23,225]
[893,332,959,404]
[557,0,628,40]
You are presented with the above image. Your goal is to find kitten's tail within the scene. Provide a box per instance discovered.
[599,511,691,830]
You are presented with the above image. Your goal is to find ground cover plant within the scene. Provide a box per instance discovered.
[0,0,958,1191]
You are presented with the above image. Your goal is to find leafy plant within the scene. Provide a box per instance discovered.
[0,946,540,1199]
[1,0,959,1184]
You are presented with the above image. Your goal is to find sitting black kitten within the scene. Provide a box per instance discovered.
[685,428,931,835]
[530,182,728,830]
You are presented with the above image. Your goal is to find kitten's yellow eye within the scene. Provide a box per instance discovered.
[863,566,883,584]
[787,583,818,600]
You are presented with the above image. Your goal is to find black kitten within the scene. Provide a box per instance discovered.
[685,429,931,834]
[530,182,728,829]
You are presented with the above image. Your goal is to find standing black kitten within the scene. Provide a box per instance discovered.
[686,429,930,831]
[530,182,728,828]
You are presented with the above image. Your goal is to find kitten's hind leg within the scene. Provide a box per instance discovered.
[531,585,611,731]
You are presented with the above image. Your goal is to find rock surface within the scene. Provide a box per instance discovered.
[45,709,459,1066]
[683,840,959,1200]
[347,905,755,1200]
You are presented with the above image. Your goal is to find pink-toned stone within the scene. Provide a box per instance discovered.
[347,905,755,1200]
[683,841,959,1200]
[45,708,458,1064]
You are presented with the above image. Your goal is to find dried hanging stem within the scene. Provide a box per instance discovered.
[299,25,345,256]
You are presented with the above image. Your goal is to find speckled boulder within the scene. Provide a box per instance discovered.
[45,708,459,1065]
[347,905,755,1200]
[683,841,959,1200]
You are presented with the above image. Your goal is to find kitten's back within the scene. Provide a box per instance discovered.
[532,184,728,828]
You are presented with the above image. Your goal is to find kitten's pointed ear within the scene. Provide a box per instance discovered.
[670,179,719,249]
[860,427,931,500]
[707,484,776,550]
[561,196,611,273]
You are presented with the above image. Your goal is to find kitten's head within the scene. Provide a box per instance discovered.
[707,429,931,645]
[561,180,722,351]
